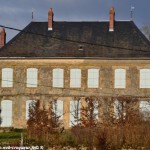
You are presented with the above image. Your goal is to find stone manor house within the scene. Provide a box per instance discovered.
[0,7,150,129]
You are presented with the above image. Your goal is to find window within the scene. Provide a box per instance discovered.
[26,100,34,120]
[70,100,80,127]
[53,100,64,120]
[2,68,13,87]
[140,69,150,88]
[139,101,150,120]
[1,100,12,127]
[114,99,126,119]
[53,69,64,88]
[115,69,126,88]
[88,69,99,88]
[27,68,38,87]
[70,69,81,88]
[94,101,99,120]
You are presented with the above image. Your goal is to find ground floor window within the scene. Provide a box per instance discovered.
[70,100,80,127]
[1,100,12,127]
[139,101,150,120]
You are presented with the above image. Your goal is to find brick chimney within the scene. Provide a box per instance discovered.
[48,8,54,31]
[109,7,115,32]
[0,28,6,48]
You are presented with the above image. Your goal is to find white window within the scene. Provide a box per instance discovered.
[70,69,81,88]
[26,100,34,120]
[88,69,99,88]
[70,100,80,127]
[139,101,150,120]
[53,100,64,120]
[115,69,126,88]
[94,101,99,120]
[2,68,13,87]
[53,69,64,88]
[114,99,126,119]
[140,69,150,88]
[1,100,12,127]
[27,68,38,87]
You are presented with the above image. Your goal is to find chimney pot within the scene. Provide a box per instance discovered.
[0,27,6,48]
[109,7,115,32]
[48,8,54,31]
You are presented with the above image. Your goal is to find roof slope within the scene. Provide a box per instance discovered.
[0,21,150,59]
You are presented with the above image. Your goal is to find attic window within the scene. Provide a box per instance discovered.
[78,45,84,51]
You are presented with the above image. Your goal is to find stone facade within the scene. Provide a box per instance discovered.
[0,59,150,129]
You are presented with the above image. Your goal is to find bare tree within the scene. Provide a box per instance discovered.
[27,100,61,147]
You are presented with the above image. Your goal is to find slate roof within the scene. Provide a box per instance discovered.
[0,21,150,59]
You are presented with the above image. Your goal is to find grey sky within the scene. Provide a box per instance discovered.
[0,0,150,42]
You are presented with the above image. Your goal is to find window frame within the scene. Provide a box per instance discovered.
[52,68,64,88]
[69,100,80,127]
[140,69,150,88]
[70,69,81,88]
[2,68,13,87]
[114,69,126,89]
[26,68,38,87]
[87,69,99,88]
[1,100,12,127]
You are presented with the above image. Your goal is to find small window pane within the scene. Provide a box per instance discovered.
[2,68,13,87]
[53,69,64,88]
[70,69,81,88]
[70,100,80,127]
[115,69,126,88]
[1,100,12,127]
[27,68,38,87]
[140,69,150,88]
[88,69,99,88]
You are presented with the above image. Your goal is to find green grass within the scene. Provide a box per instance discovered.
[0,131,21,139]
[0,129,23,145]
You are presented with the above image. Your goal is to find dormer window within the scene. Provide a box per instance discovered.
[78,45,84,51]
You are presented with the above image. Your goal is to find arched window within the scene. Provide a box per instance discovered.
[1,100,12,127]
[53,69,64,88]
[27,68,38,87]
[114,69,126,88]
[70,100,80,127]
[88,69,99,88]
[53,100,64,120]
[2,68,13,87]
[70,69,81,88]
[140,69,150,88]
[26,100,35,120]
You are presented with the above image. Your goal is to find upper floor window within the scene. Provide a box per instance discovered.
[2,68,13,87]
[140,69,150,88]
[70,69,81,88]
[88,69,99,88]
[1,100,12,127]
[53,69,64,88]
[27,68,38,87]
[114,69,126,88]
[53,100,64,120]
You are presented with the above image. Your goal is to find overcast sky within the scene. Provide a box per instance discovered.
[0,0,150,42]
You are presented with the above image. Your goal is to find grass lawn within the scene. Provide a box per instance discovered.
[0,129,23,145]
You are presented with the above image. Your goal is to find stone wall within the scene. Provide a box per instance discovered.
[0,59,149,128]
